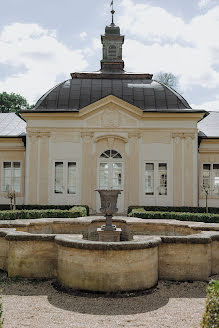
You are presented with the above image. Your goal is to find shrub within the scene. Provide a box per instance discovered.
[201,280,219,328]
[127,205,219,215]
[69,206,87,217]
[128,210,219,223]
[0,292,3,328]
[130,208,146,215]
[0,300,3,328]
[0,209,85,220]
[0,204,89,215]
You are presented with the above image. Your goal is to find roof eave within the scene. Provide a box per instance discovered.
[0,135,26,139]
[199,136,219,139]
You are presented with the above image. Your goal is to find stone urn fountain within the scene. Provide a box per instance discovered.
[96,189,122,242]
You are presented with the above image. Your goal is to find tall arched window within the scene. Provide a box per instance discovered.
[100,149,122,159]
[98,150,123,189]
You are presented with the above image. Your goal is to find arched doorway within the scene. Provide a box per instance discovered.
[96,149,124,213]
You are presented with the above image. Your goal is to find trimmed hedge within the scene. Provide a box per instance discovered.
[201,280,219,328]
[0,209,86,220]
[128,209,219,223]
[69,206,87,217]
[127,206,219,215]
[0,205,89,216]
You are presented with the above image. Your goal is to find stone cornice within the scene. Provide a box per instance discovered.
[199,149,219,153]
[0,147,25,151]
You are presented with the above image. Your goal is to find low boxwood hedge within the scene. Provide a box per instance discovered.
[128,209,219,223]
[0,208,86,220]
[0,204,89,216]
[128,205,219,215]
[69,206,87,217]
[201,280,219,328]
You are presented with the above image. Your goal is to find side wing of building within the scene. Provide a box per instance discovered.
[0,113,26,205]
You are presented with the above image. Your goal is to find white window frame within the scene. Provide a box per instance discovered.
[202,162,219,197]
[97,150,124,190]
[1,161,22,193]
[144,161,168,197]
[53,160,79,196]
[145,163,155,196]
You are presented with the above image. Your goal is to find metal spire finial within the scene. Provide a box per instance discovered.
[110,0,115,25]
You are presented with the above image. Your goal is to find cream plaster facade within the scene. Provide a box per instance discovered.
[0,95,201,214]
[0,96,218,212]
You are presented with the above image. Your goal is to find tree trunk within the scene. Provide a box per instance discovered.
[13,192,16,210]
[206,193,208,214]
[10,198,12,211]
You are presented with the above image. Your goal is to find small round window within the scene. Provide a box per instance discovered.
[100,150,122,159]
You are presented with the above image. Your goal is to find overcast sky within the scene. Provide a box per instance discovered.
[0,0,219,111]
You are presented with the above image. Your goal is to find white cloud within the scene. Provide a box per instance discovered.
[0,23,88,104]
[80,32,87,40]
[198,0,211,9]
[119,0,185,43]
[92,38,102,50]
[191,97,219,111]
[119,1,219,94]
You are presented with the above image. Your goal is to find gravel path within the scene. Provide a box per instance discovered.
[1,275,217,328]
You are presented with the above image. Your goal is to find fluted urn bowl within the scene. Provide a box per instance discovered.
[96,189,122,216]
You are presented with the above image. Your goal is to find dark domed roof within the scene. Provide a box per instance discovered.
[28,12,206,115]
[33,72,194,112]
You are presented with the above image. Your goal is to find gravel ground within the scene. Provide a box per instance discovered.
[1,275,218,328]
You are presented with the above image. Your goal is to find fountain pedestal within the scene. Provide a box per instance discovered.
[96,189,122,242]
[97,227,121,242]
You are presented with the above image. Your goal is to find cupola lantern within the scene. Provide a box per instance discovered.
[101,2,124,72]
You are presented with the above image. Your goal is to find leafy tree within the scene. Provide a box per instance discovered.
[154,72,179,90]
[0,92,33,114]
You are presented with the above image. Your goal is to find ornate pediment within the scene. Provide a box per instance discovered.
[82,96,141,128]
[101,108,120,128]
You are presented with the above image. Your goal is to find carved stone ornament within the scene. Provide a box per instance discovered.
[185,133,195,141]
[128,132,141,140]
[28,131,50,138]
[81,132,94,143]
[101,109,119,128]
[107,137,115,149]
[172,132,195,140]
[172,133,184,139]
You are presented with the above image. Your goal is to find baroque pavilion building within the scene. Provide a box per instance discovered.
[0,12,219,213]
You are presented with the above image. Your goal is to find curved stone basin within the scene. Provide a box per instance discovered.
[0,216,218,292]
[56,235,160,292]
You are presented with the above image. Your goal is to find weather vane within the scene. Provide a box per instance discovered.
[110,0,115,25]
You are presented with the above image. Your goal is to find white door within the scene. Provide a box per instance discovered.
[96,150,124,213]
[144,162,168,206]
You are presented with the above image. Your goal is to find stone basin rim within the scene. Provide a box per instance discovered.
[0,216,219,229]
[3,229,219,243]
[55,235,161,250]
